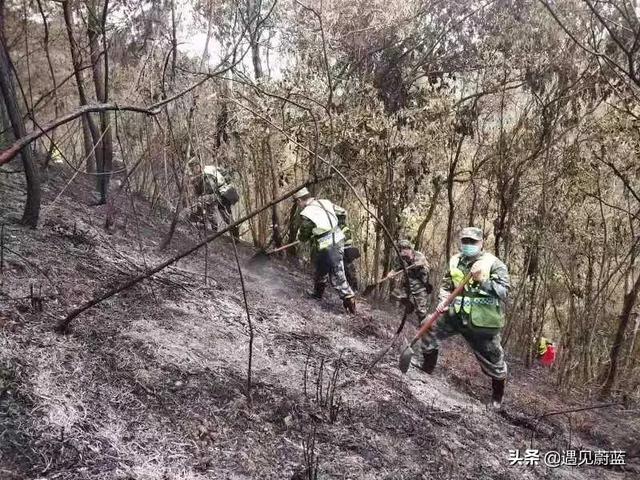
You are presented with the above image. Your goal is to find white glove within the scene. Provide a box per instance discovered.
[470,262,488,282]
[435,301,448,314]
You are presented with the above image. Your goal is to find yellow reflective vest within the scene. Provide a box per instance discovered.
[538,337,551,356]
[448,252,504,329]
[299,199,345,250]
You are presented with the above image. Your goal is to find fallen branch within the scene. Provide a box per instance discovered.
[0,103,154,167]
[365,310,408,374]
[537,402,620,419]
[0,40,249,167]
[55,179,327,333]
[230,235,254,403]
[528,402,621,448]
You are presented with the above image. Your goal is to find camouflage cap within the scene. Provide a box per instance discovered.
[398,239,413,250]
[293,187,310,199]
[460,227,483,241]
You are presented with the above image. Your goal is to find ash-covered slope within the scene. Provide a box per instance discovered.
[1,168,637,479]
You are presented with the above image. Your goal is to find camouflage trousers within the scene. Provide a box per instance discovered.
[421,313,507,380]
[192,199,237,237]
[393,287,430,327]
[344,258,358,292]
[313,242,354,299]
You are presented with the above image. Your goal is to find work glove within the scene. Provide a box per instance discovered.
[470,262,488,282]
[435,301,449,314]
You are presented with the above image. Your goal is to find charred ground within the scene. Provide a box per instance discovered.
[1,169,638,479]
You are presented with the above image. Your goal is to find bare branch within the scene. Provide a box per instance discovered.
[225,96,424,340]
[230,235,254,402]
[55,178,329,333]
[537,0,635,82]
[0,44,251,167]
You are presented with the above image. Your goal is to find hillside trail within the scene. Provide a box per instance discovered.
[1,168,638,480]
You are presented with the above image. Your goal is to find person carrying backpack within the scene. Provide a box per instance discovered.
[188,159,239,237]
[293,187,356,314]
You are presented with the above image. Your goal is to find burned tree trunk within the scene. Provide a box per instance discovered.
[265,137,282,247]
[601,270,640,398]
[62,0,101,177]
[415,177,442,252]
[247,0,263,80]
[445,135,464,258]
[0,0,40,227]
[87,0,113,203]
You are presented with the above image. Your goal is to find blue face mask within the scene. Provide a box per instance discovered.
[461,244,480,257]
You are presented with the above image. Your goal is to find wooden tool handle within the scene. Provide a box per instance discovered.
[409,273,472,347]
[378,263,419,285]
[266,240,300,255]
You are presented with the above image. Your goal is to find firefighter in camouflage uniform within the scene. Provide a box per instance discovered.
[387,240,432,327]
[294,188,356,314]
[188,159,239,237]
[423,227,510,409]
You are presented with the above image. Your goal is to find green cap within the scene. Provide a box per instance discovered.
[460,227,483,241]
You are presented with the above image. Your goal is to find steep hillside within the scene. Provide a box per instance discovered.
[1,168,638,479]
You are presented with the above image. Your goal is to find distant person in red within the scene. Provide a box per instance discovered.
[537,337,556,367]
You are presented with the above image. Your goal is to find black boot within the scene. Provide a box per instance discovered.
[342,296,356,314]
[421,350,438,374]
[491,378,505,409]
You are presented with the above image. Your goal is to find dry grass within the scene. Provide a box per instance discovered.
[1,169,638,479]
